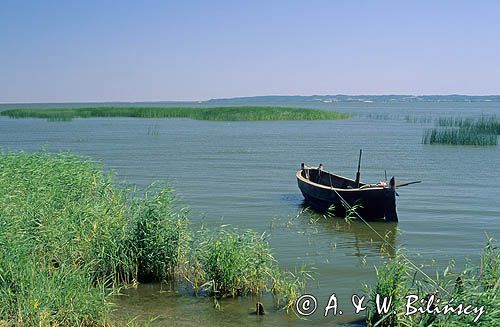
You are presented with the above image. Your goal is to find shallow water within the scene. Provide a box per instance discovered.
[1,101,499,326]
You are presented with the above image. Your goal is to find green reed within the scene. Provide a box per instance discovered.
[0,152,134,325]
[0,152,305,325]
[146,123,160,136]
[404,114,433,124]
[190,227,307,307]
[131,187,190,282]
[366,238,499,326]
[437,116,500,134]
[423,116,500,146]
[0,106,350,121]
[422,127,498,145]
[192,228,274,296]
[366,253,411,327]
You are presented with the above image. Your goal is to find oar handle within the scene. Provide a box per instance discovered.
[396,180,422,188]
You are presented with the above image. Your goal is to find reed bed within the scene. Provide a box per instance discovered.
[0,152,305,325]
[131,187,191,283]
[422,116,500,146]
[0,106,350,121]
[192,228,276,296]
[366,238,499,326]
[361,113,433,123]
[404,114,433,124]
[422,127,498,145]
[437,116,500,134]
[189,227,307,309]
[0,153,133,325]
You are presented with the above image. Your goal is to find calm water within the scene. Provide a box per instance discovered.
[1,102,499,326]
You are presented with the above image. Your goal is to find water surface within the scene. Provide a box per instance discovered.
[1,101,499,326]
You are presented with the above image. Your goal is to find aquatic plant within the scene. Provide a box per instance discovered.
[404,114,433,124]
[189,226,309,311]
[131,187,190,282]
[270,267,312,312]
[0,152,134,325]
[146,123,160,136]
[423,116,500,146]
[366,238,499,326]
[0,106,350,121]
[366,254,410,326]
[422,127,498,146]
[437,116,500,135]
[0,152,307,325]
[193,228,275,295]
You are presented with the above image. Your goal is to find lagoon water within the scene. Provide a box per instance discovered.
[1,101,499,326]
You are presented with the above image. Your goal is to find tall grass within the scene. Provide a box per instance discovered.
[0,152,306,325]
[189,227,308,311]
[131,187,190,282]
[422,127,498,145]
[193,228,274,296]
[437,116,500,134]
[366,238,499,326]
[367,255,409,326]
[423,116,500,146]
[0,106,350,121]
[0,152,134,325]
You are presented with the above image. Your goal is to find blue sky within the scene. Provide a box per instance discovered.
[1,1,499,102]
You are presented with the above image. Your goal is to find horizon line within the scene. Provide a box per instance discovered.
[2,94,500,105]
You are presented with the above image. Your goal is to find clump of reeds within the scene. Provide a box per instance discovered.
[0,106,350,121]
[270,267,312,312]
[422,127,498,145]
[190,227,308,308]
[405,114,433,124]
[146,123,160,136]
[366,254,411,327]
[0,152,134,325]
[131,187,190,282]
[366,238,499,326]
[437,116,500,134]
[193,228,274,296]
[0,152,307,325]
[423,116,500,146]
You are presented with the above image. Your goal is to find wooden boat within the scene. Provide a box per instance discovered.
[296,163,398,221]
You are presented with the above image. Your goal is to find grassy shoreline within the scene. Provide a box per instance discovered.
[0,152,305,326]
[0,106,350,121]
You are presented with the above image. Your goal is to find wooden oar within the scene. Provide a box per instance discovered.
[395,180,422,188]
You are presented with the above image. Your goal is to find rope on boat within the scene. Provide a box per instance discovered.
[329,188,451,296]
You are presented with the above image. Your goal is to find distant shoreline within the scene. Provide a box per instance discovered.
[207,94,500,103]
[2,94,500,106]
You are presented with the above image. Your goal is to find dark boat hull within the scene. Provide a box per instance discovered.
[296,167,397,221]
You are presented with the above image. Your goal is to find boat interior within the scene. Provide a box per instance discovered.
[301,167,364,189]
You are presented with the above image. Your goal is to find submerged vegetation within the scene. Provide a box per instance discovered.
[366,238,499,326]
[0,152,306,326]
[0,106,350,121]
[423,116,500,146]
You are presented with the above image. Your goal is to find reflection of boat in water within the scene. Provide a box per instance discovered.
[296,163,398,221]
[299,203,398,257]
